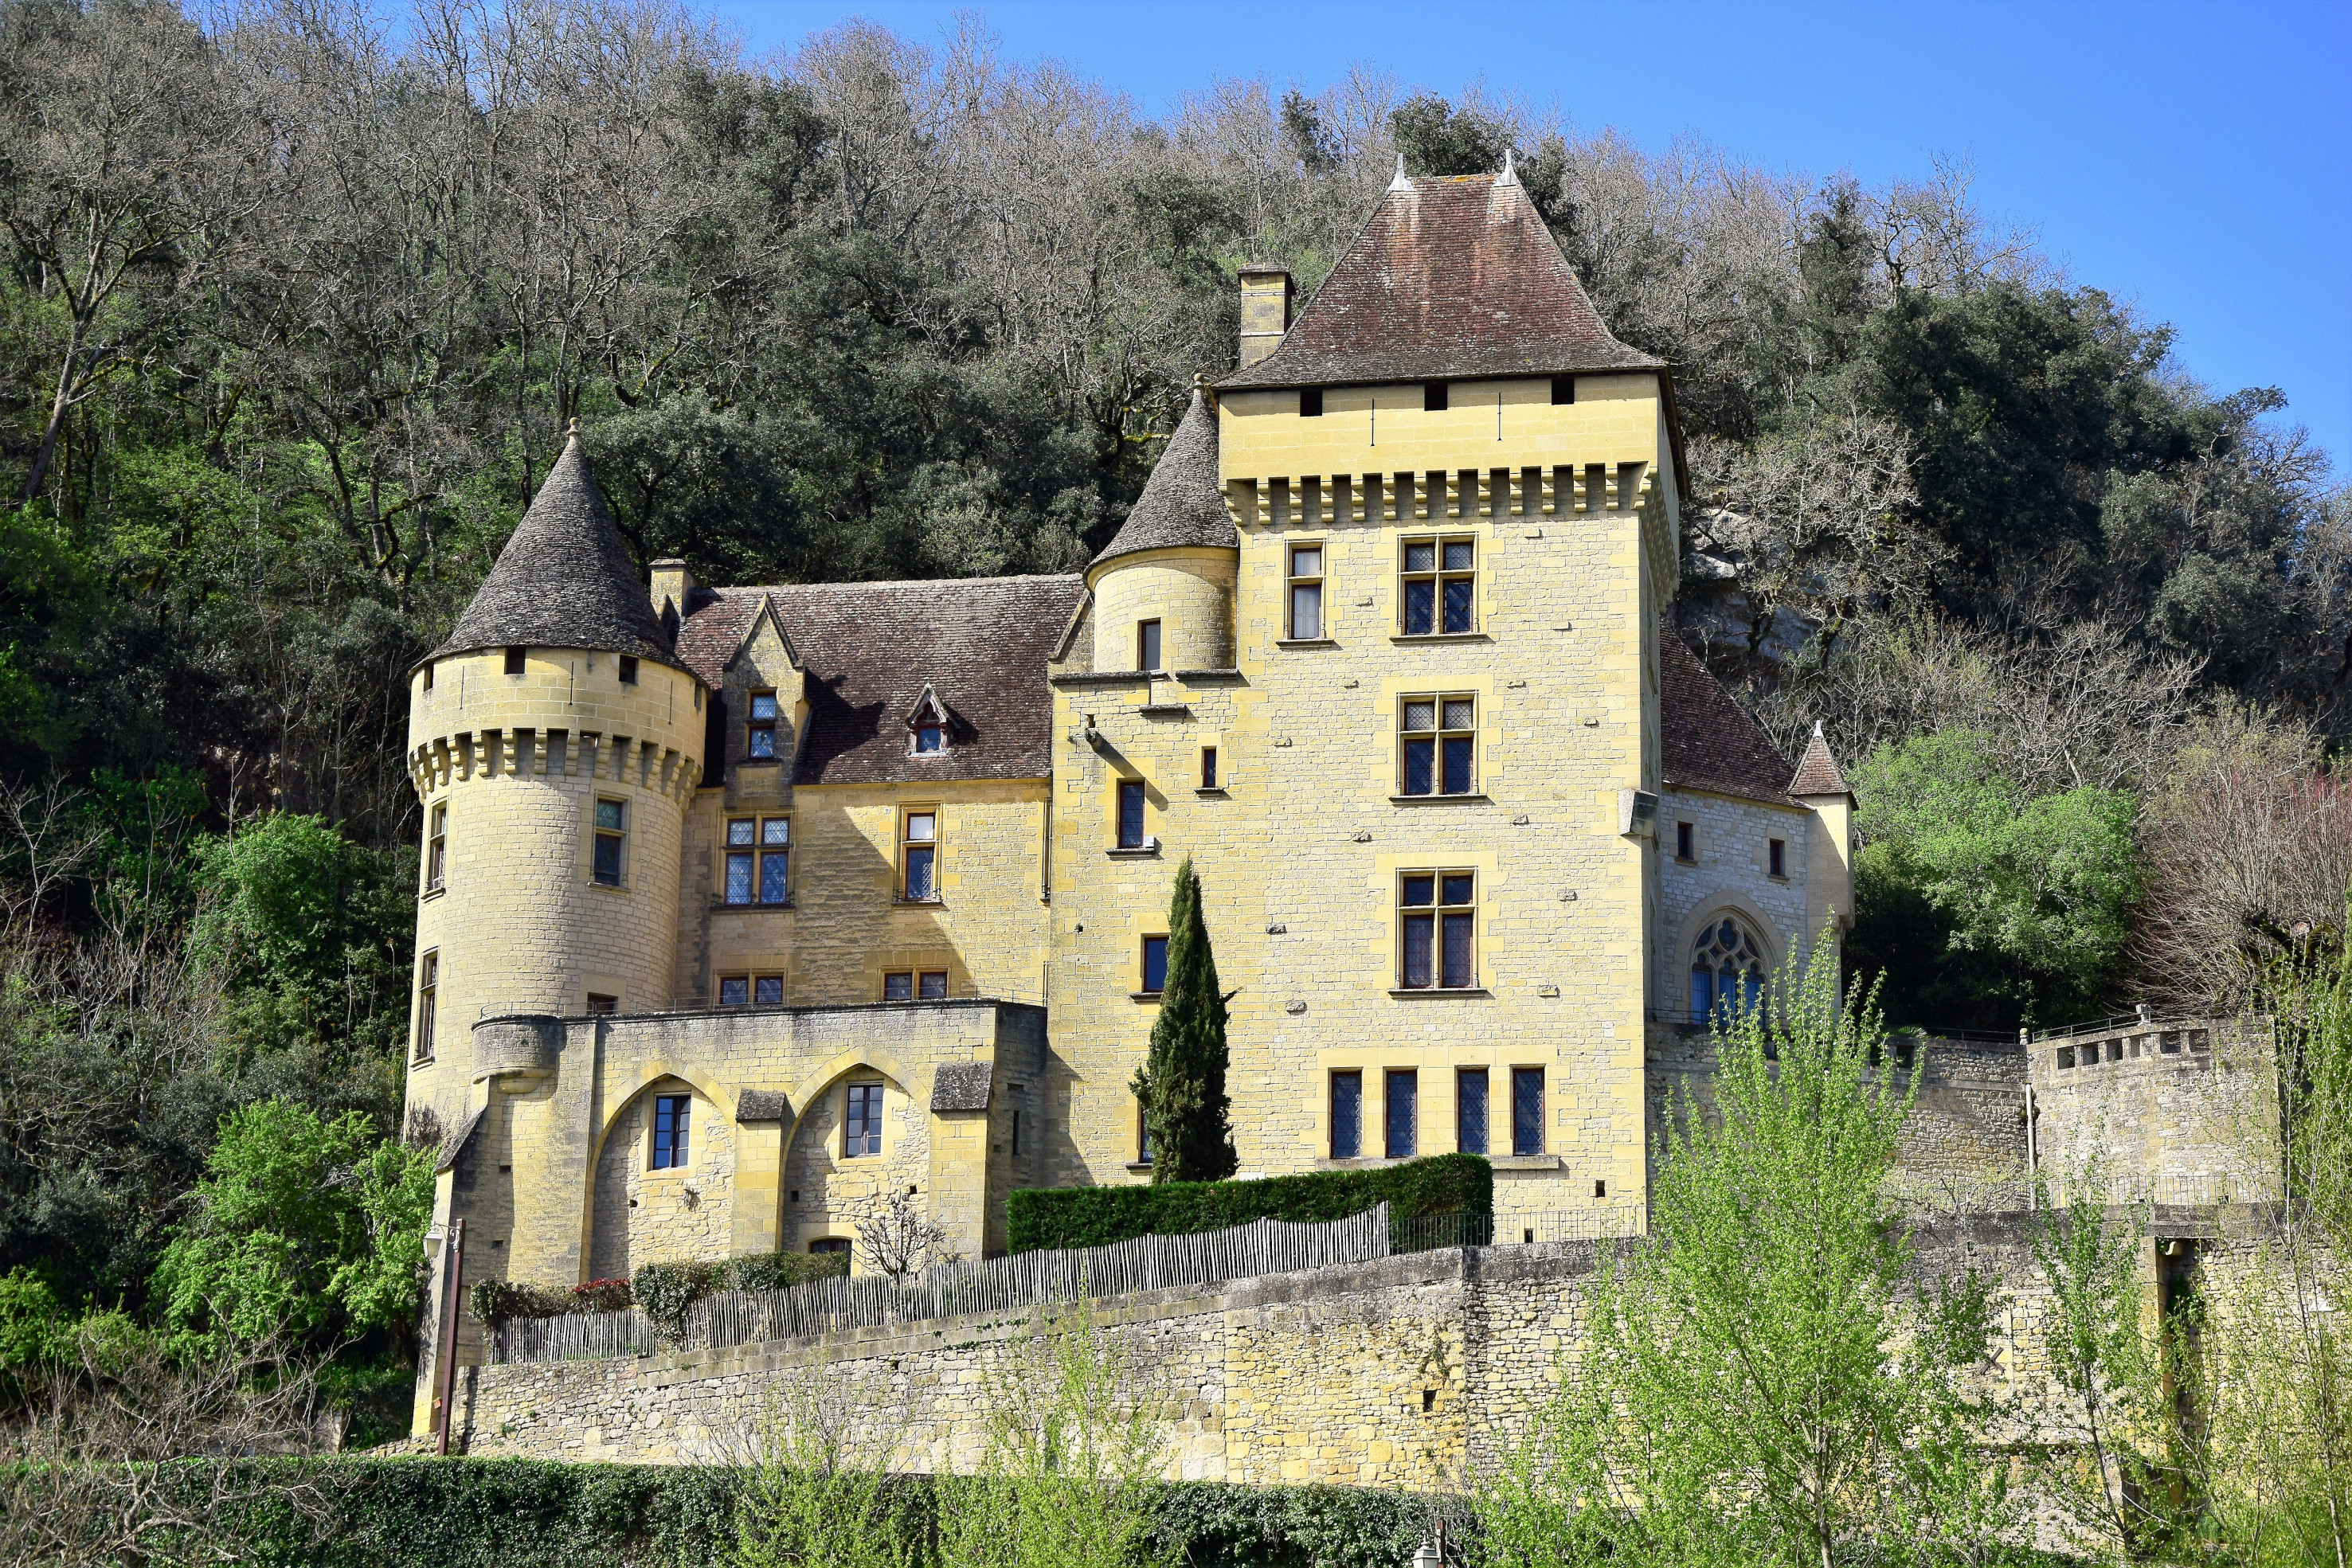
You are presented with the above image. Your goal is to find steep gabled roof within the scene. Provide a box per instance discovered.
[1789,721,1853,798]
[1219,169,1662,391]
[673,575,1086,786]
[1090,389,1235,571]
[432,434,679,668]
[1658,632,1799,806]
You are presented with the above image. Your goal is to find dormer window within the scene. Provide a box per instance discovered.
[906,689,950,755]
[746,691,778,758]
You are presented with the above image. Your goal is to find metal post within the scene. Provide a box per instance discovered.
[433,1217,465,1457]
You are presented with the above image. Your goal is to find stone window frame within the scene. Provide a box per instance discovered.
[1329,1069,1363,1159]
[592,796,628,888]
[1199,745,1219,789]
[746,689,781,761]
[1682,904,1776,1021]
[650,1093,691,1171]
[1136,618,1163,672]
[717,972,784,1007]
[1767,836,1787,879]
[1115,778,1149,850]
[1138,934,1168,996]
[809,1236,851,1258]
[906,690,949,756]
[1285,541,1326,639]
[1510,1066,1546,1157]
[423,800,448,894]
[723,815,792,906]
[1397,533,1477,637]
[1384,1067,1419,1159]
[1397,868,1479,991]
[1674,819,1695,862]
[1398,693,1477,797]
[882,970,949,1002]
[1456,1066,1489,1154]
[413,948,438,1065]
[898,807,941,902]
[843,1079,886,1159]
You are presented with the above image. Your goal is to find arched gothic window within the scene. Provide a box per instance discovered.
[1690,915,1767,1019]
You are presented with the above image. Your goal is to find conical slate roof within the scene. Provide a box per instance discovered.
[1218,170,1662,390]
[1789,721,1853,798]
[1090,389,1236,571]
[432,435,680,669]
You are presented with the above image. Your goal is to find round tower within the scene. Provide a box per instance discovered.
[402,431,704,1128]
[1086,385,1238,670]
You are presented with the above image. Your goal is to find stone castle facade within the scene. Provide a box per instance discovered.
[402,165,1870,1432]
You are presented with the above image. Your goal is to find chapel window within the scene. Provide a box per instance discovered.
[1401,537,1475,635]
[900,810,938,901]
[1456,1067,1489,1155]
[1287,544,1325,639]
[844,1081,884,1158]
[652,1094,691,1170]
[1400,696,1476,796]
[1399,870,1477,989]
[593,798,627,886]
[1690,915,1768,1019]
[746,691,779,759]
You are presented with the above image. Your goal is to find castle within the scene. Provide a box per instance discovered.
[403,163,1865,1432]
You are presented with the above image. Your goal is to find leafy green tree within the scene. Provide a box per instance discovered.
[1852,729,2140,1028]
[190,813,348,986]
[1129,858,1235,1183]
[151,1099,432,1353]
[1481,930,2010,1565]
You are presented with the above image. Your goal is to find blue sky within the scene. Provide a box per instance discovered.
[718,0,2352,482]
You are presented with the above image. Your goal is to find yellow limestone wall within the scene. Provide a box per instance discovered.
[1046,374,1677,1222]
[405,648,705,1129]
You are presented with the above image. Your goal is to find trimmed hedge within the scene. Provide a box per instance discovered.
[1006,1154,1492,1253]
[196,1458,1452,1568]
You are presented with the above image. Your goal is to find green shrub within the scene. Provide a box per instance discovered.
[1006,1154,1492,1253]
[726,1249,851,1293]
[466,1278,573,1330]
[635,1250,853,1341]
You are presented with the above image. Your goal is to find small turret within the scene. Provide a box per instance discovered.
[1086,385,1238,673]
[404,430,706,1126]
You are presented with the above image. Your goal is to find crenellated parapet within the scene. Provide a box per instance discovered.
[409,727,702,806]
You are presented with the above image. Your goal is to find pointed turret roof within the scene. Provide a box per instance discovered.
[432,432,681,669]
[1789,721,1853,798]
[1089,388,1235,572]
[1218,171,1662,390]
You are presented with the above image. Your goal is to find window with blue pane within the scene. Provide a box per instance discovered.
[1400,871,1476,989]
[1689,916,1768,1019]
[652,1094,691,1169]
[1385,1069,1418,1159]
[1511,1067,1544,1156]
[746,691,778,758]
[1329,1070,1362,1159]
[1456,1067,1489,1153]
[1399,695,1475,796]
[1141,936,1168,994]
[1400,535,1475,635]
[1117,780,1146,848]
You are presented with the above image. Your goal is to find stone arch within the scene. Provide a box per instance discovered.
[585,1069,738,1283]
[1674,894,1784,1019]
[778,1052,929,1261]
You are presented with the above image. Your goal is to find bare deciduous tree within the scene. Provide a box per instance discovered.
[854,1189,953,1281]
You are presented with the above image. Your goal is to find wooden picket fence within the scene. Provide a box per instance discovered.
[493,1203,1391,1366]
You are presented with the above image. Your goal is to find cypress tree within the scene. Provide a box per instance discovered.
[1129,857,1236,1183]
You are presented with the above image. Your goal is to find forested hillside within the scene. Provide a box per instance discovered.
[0,0,2345,1423]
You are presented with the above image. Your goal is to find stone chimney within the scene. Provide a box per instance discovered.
[649,558,695,639]
[1237,263,1293,370]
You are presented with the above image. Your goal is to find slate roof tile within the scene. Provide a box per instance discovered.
[674,576,1086,786]
[1219,171,1661,391]
[1790,722,1853,798]
[1659,631,1801,805]
[1091,389,1235,569]
[432,436,681,668]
